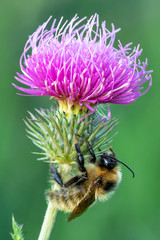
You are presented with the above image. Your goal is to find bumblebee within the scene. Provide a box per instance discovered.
[48,134,134,222]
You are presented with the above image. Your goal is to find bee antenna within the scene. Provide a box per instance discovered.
[116,159,135,178]
[108,156,135,178]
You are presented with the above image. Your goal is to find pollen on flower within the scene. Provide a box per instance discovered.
[13,14,152,111]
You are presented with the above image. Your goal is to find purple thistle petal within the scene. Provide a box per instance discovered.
[14,14,152,107]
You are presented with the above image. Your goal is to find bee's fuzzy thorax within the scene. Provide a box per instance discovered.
[87,164,121,200]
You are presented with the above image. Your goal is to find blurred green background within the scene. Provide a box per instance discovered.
[0,0,159,239]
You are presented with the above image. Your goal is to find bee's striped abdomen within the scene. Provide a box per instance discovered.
[48,186,86,212]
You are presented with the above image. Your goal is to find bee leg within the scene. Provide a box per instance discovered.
[49,164,64,187]
[107,143,116,157]
[75,142,87,173]
[98,147,101,152]
[50,164,86,188]
[75,133,96,163]
[64,174,87,187]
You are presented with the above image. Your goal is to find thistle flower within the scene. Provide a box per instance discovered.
[13,14,152,114]
[12,14,152,240]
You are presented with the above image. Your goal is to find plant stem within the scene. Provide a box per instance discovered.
[38,202,57,240]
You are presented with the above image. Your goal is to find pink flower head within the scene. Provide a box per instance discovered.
[14,14,152,109]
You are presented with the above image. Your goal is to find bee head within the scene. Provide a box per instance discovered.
[99,153,135,177]
[100,154,117,170]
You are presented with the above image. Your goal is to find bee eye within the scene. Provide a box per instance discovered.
[104,157,117,170]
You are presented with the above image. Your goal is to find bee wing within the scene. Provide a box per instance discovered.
[67,178,100,222]
[67,188,95,222]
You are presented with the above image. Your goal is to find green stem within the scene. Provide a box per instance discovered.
[38,202,57,240]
